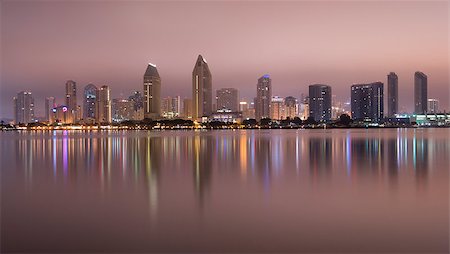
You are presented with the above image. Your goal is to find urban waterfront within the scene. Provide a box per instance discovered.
[1,128,449,253]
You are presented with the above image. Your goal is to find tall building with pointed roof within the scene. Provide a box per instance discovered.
[143,63,161,119]
[414,71,427,114]
[192,55,212,119]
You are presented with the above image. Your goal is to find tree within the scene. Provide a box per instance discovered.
[259,118,271,127]
[338,114,352,126]
[304,116,317,125]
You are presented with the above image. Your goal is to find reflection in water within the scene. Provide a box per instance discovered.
[10,130,446,200]
[2,129,449,253]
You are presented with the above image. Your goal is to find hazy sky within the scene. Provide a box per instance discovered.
[1,0,448,119]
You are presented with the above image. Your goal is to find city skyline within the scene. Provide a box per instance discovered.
[1,1,448,119]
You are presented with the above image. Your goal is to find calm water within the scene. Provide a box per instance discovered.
[1,129,449,253]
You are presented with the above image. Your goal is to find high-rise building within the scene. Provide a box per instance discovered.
[270,96,285,120]
[143,63,161,119]
[65,80,78,121]
[13,91,34,124]
[427,99,439,114]
[96,85,111,123]
[161,96,182,118]
[216,88,238,112]
[414,71,427,114]
[129,91,144,111]
[83,84,98,120]
[387,72,398,117]
[284,96,297,119]
[255,75,272,121]
[309,84,332,122]
[192,55,212,119]
[112,99,134,122]
[45,96,56,123]
[351,82,384,122]
[183,98,193,119]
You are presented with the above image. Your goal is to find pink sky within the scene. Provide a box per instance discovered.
[1,1,448,118]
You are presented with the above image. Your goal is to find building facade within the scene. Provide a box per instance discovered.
[387,72,398,117]
[216,88,238,112]
[96,85,111,123]
[255,75,272,121]
[270,96,285,120]
[13,91,34,124]
[414,71,427,114]
[284,96,297,119]
[45,96,56,123]
[427,99,439,114]
[309,84,332,122]
[65,80,78,121]
[192,55,212,119]
[83,84,98,120]
[143,63,161,119]
[351,82,384,122]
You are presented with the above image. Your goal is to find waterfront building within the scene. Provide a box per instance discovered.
[83,84,97,120]
[309,84,332,122]
[216,88,238,112]
[192,55,212,119]
[143,63,161,119]
[13,91,34,124]
[96,85,111,123]
[255,75,272,121]
[414,71,427,114]
[45,96,56,123]
[387,72,398,117]
[351,82,384,122]
[427,99,439,114]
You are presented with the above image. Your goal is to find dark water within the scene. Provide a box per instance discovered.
[1,129,449,253]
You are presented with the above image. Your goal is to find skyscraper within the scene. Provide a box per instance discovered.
[284,96,297,119]
[270,96,285,120]
[351,82,384,122]
[65,80,78,120]
[143,63,161,119]
[96,85,111,123]
[13,91,34,124]
[83,84,98,120]
[45,96,56,123]
[192,55,212,119]
[414,71,427,114]
[309,84,332,122]
[255,75,272,120]
[387,72,398,117]
[216,88,238,112]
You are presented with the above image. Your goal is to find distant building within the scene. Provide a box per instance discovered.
[255,75,272,120]
[52,105,73,124]
[427,99,439,114]
[112,99,134,122]
[192,55,212,119]
[284,96,297,119]
[13,91,34,124]
[143,63,161,119]
[45,96,56,123]
[83,84,97,120]
[216,88,238,112]
[414,71,427,114]
[161,96,182,119]
[183,98,193,119]
[96,85,111,123]
[210,110,242,123]
[351,82,384,122]
[129,91,144,111]
[309,84,332,122]
[270,96,285,120]
[387,72,398,117]
[65,80,78,121]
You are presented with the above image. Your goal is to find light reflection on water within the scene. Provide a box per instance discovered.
[1,129,449,253]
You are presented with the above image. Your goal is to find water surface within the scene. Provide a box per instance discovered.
[1,129,449,253]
